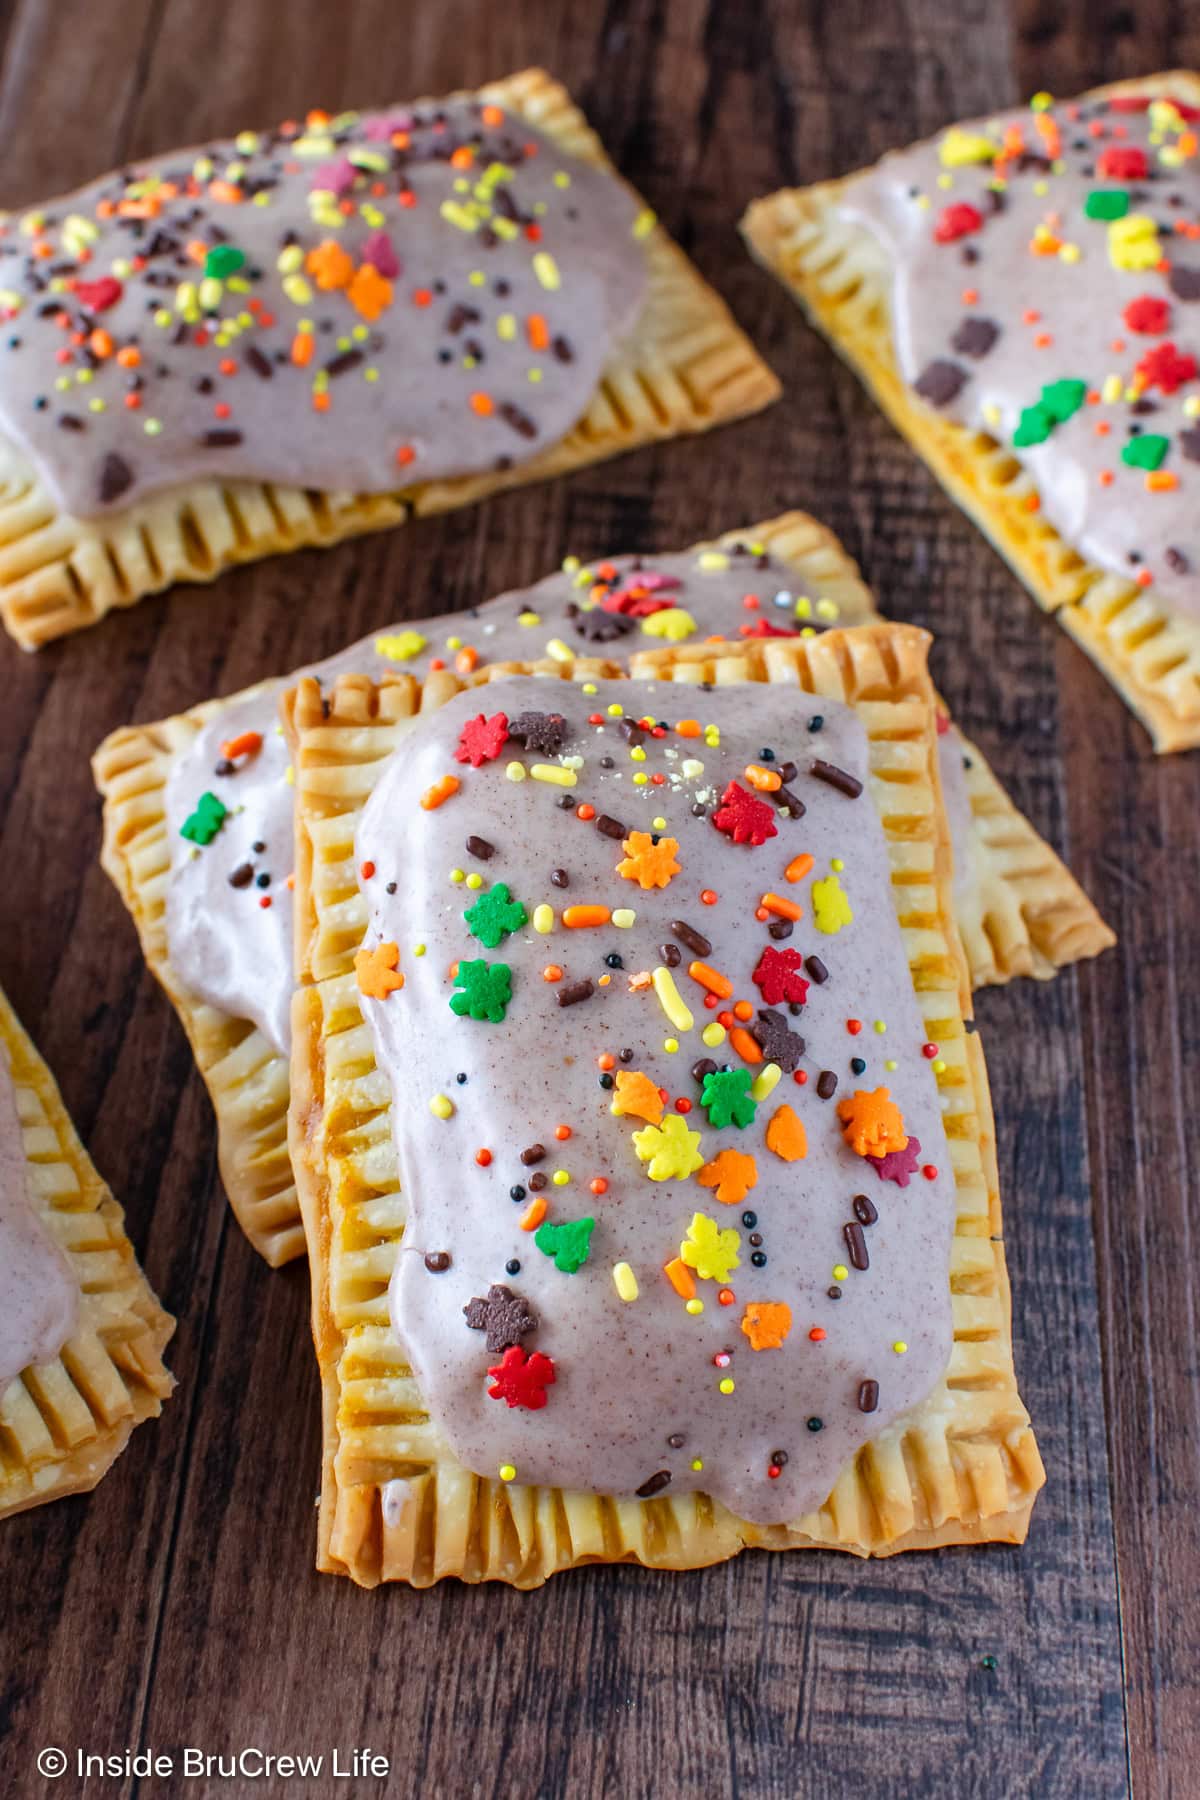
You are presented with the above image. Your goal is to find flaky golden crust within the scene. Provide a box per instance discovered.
[0,987,173,1520]
[286,623,1043,1586]
[742,72,1200,752]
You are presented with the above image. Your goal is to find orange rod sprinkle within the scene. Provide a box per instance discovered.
[219,730,263,760]
[759,891,803,921]
[420,775,460,811]
[519,1198,547,1231]
[785,853,815,883]
[688,960,733,999]
[743,763,782,792]
[664,1257,697,1299]
[562,905,611,928]
[728,1027,763,1065]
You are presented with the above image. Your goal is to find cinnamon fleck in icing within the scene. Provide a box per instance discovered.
[352,675,954,1522]
[840,89,1200,612]
[0,94,647,516]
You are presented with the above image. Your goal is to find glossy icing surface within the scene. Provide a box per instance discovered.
[355,675,956,1522]
[165,539,854,1051]
[0,95,647,517]
[841,90,1200,614]
[0,1050,78,1391]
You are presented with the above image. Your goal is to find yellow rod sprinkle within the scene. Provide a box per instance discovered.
[652,965,694,1033]
[750,1063,782,1103]
[612,1262,639,1302]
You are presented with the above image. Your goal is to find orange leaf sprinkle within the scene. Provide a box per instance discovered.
[741,1300,793,1351]
[836,1087,909,1158]
[688,960,733,999]
[347,261,393,321]
[609,1069,664,1125]
[617,831,681,890]
[354,941,404,1000]
[420,774,460,811]
[698,1148,759,1206]
[664,1257,697,1300]
[563,905,612,929]
[764,1104,806,1163]
[305,238,354,290]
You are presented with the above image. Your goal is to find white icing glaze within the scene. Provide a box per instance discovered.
[164,541,842,1051]
[0,97,646,516]
[354,675,955,1522]
[0,1048,78,1391]
[841,91,1200,612]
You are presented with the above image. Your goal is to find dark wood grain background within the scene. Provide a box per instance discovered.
[1,0,1196,1795]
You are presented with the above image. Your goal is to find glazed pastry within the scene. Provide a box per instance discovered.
[627,637,1116,986]
[0,69,777,646]
[743,73,1200,750]
[285,631,1043,1586]
[0,984,173,1520]
[94,512,1111,1265]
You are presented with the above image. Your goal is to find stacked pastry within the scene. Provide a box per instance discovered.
[9,72,1147,1574]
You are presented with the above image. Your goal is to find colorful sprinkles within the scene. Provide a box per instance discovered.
[0,94,662,516]
[863,87,1200,598]
[349,676,955,1521]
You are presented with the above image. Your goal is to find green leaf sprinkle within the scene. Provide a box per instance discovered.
[449,959,512,1022]
[1121,434,1170,472]
[1084,190,1129,221]
[464,882,527,949]
[180,790,228,846]
[534,1217,595,1273]
[700,1067,758,1130]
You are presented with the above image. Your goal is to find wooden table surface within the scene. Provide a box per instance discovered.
[1,1,1196,1795]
